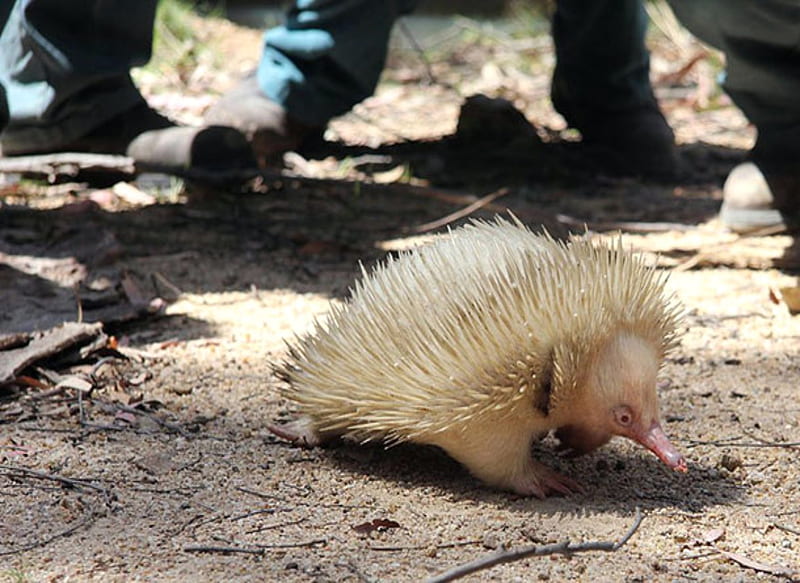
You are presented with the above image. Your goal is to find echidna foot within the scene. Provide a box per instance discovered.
[510,461,585,498]
[268,417,324,448]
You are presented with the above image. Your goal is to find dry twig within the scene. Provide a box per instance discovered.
[427,507,643,583]
[371,540,481,552]
[183,544,265,556]
[686,437,800,449]
[556,213,696,234]
[183,538,326,556]
[0,512,97,557]
[0,464,110,495]
[413,188,509,233]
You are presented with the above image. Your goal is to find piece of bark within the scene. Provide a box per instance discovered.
[0,322,104,385]
[0,152,257,184]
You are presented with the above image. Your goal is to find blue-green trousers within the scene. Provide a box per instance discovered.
[1,0,798,153]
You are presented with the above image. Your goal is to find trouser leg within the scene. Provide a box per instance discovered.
[550,0,676,177]
[0,0,157,154]
[0,84,8,135]
[551,0,653,125]
[668,0,800,131]
[258,0,420,127]
[669,0,800,230]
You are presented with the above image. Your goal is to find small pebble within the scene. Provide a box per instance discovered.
[719,454,742,472]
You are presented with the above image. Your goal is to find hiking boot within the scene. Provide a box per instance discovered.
[0,101,256,171]
[572,104,678,179]
[204,76,322,166]
[719,126,800,234]
[552,81,678,178]
[720,162,800,234]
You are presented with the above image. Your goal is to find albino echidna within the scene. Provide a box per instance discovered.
[270,217,686,497]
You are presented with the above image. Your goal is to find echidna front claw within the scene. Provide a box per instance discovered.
[509,460,584,498]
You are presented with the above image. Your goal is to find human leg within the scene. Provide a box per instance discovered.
[0,0,253,169]
[0,0,158,153]
[551,0,677,177]
[668,0,800,232]
[206,0,419,163]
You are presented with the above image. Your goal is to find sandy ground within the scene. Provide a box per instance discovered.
[2,8,800,583]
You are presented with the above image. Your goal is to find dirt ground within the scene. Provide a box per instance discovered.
[2,7,800,583]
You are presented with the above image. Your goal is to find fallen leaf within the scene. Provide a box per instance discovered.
[120,272,149,308]
[702,528,725,544]
[126,372,150,386]
[14,375,51,390]
[113,181,156,206]
[352,519,402,534]
[768,287,781,305]
[89,188,118,208]
[718,549,797,578]
[372,165,407,184]
[55,375,94,393]
[770,280,800,314]
[114,410,138,425]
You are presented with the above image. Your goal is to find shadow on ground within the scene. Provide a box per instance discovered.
[0,136,762,343]
[273,435,743,516]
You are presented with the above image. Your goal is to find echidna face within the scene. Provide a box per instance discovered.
[557,332,686,471]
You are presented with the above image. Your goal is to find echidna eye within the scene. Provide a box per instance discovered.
[613,406,633,427]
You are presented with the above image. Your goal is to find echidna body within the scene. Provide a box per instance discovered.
[272,218,686,497]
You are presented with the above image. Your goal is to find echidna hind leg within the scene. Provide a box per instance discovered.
[268,416,328,447]
[430,420,583,497]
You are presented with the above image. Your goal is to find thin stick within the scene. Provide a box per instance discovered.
[555,214,696,234]
[72,283,84,323]
[413,188,509,233]
[686,438,800,449]
[427,508,643,583]
[0,464,109,494]
[0,513,96,557]
[371,540,481,552]
[236,486,361,509]
[245,518,307,534]
[183,545,264,556]
[183,538,326,555]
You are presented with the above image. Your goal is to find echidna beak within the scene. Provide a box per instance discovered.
[636,422,687,472]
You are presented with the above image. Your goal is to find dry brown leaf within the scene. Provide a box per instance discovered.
[14,375,51,390]
[55,375,94,393]
[776,285,800,314]
[352,519,402,534]
[718,549,797,578]
[120,272,149,308]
